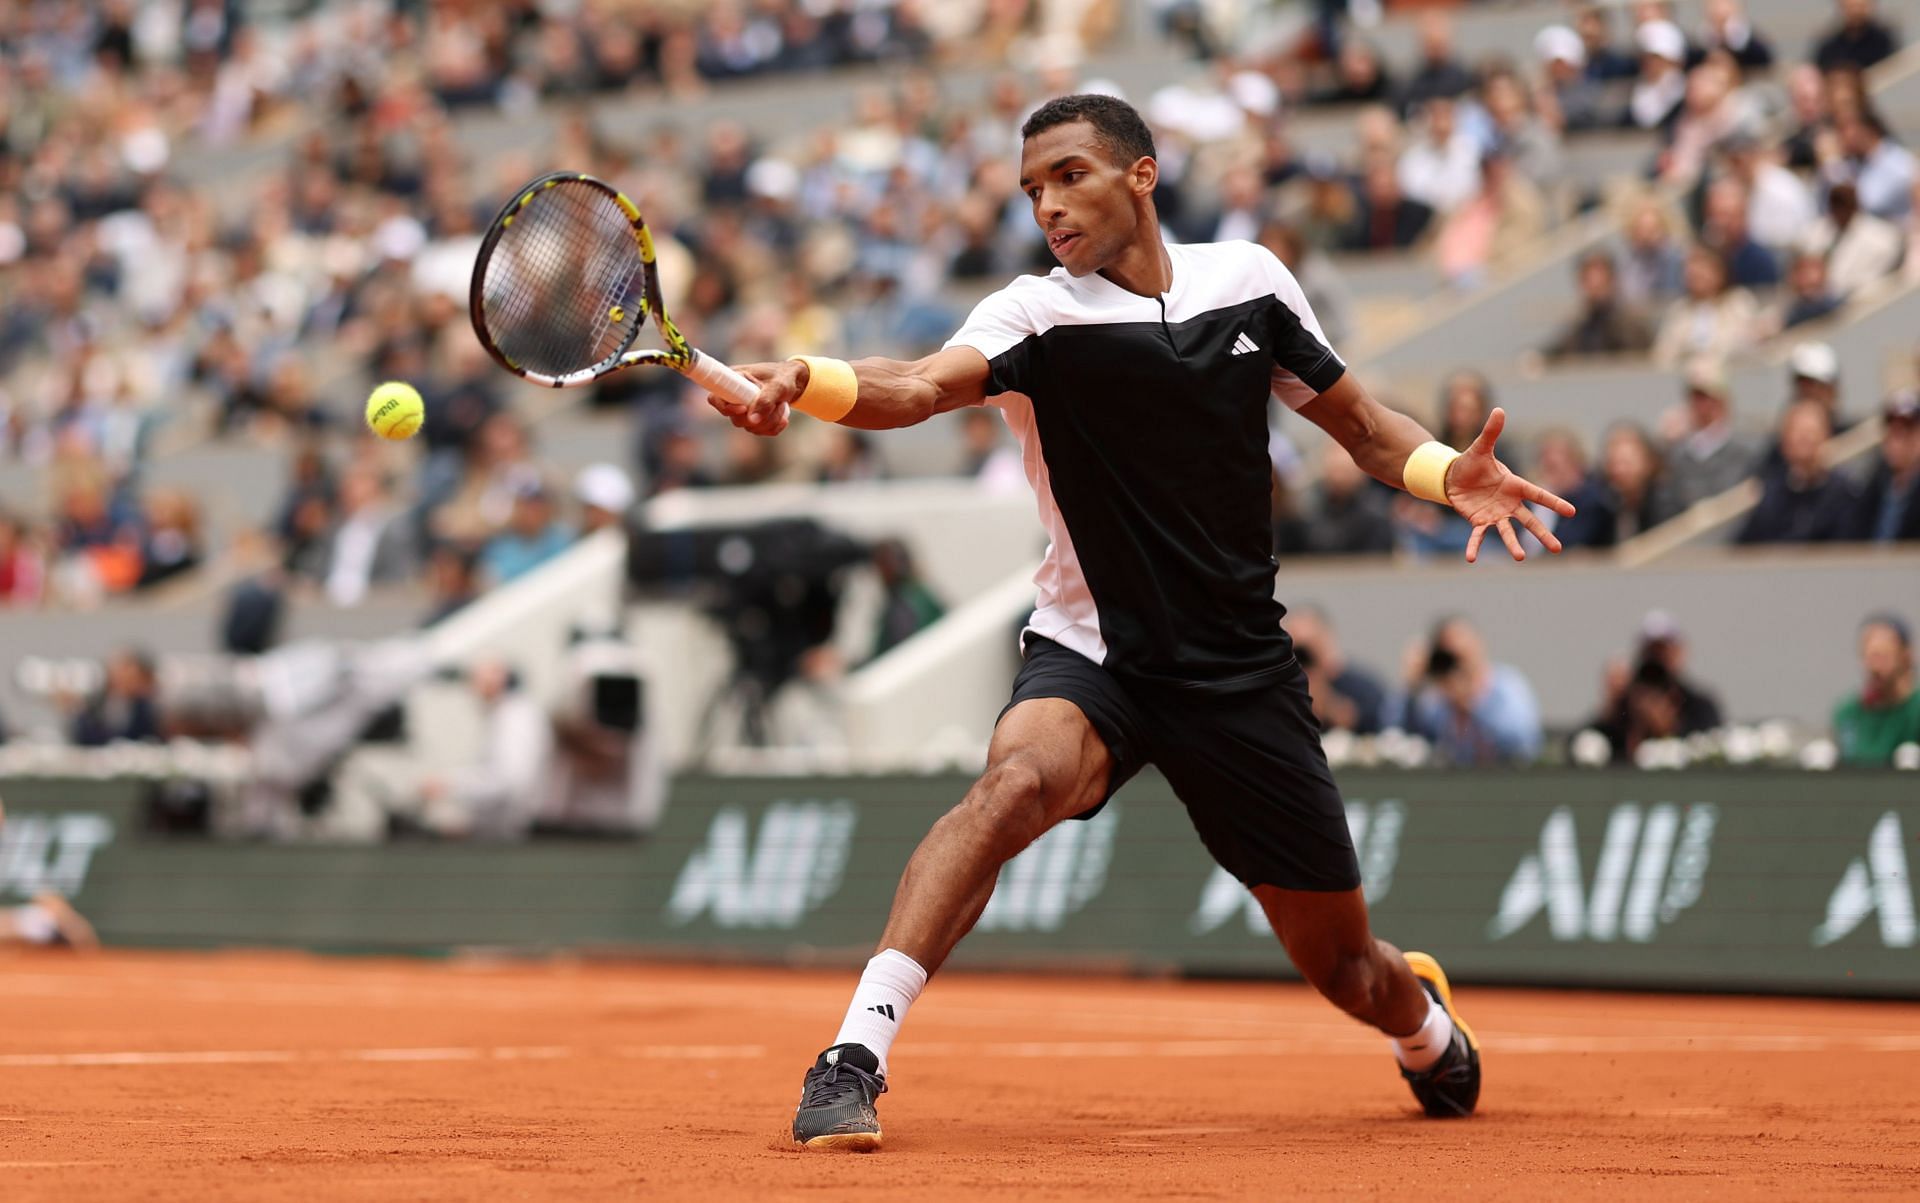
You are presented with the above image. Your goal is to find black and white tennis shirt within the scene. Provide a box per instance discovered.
[944,239,1348,692]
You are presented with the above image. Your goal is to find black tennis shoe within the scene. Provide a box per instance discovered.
[792,1043,887,1151]
[1399,952,1481,1118]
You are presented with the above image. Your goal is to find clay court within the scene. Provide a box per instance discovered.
[0,951,1915,1200]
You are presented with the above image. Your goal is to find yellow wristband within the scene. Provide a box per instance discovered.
[789,356,858,422]
[1404,441,1459,505]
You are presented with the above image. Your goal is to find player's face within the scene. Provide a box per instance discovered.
[1019,121,1155,278]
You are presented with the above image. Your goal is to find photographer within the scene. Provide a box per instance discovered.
[1285,605,1389,735]
[1396,618,1542,765]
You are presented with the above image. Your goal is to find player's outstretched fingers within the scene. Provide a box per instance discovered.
[1465,524,1487,564]
[1516,506,1563,554]
[1470,406,1508,456]
[1497,517,1525,561]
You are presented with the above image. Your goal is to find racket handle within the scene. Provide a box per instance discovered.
[681,350,765,408]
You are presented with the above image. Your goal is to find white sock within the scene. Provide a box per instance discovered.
[1392,997,1455,1071]
[831,948,927,1077]
[9,904,57,945]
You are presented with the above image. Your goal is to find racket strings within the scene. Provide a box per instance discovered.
[478,182,648,377]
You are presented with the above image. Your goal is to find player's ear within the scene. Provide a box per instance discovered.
[1130,155,1158,197]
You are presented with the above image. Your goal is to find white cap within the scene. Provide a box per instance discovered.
[1636,20,1687,63]
[1534,25,1586,68]
[1227,70,1280,117]
[1788,341,1840,384]
[575,463,636,514]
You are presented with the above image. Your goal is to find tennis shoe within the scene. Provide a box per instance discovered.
[1399,952,1480,1118]
[792,1043,886,1151]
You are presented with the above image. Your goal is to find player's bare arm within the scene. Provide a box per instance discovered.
[706,346,992,437]
[1300,373,1578,564]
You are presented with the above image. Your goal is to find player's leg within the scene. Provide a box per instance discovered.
[791,638,1148,1151]
[1252,885,1480,1116]
[1146,667,1480,1117]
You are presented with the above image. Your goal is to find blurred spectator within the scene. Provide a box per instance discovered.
[1825,109,1916,223]
[1344,155,1433,252]
[1304,442,1394,556]
[1435,152,1546,290]
[1788,341,1850,431]
[1396,618,1543,765]
[1782,65,1834,172]
[220,530,286,655]
[0,512,46,606]
[1661,360,1759,512]
[1575,4,1639,83]
[1660,55,1761,187]
[1591,615,1725,764]
[1696,0,1774,72]
[1568,423,1681,547]
[1832,614,1920,765]
[1535,25,1608,133]
[818,428,883,484]
[319,467,416,607]
[1763,252,1846,334]
[135,488,203,589]
[1393,371,1486,556]
[1617,200,1688,311]
[1543,251,1654,359]
[419,661,553,840]
[1798,182,1904,299]
[1724,134,1816,255]
[1260,222,1352,349]
[1701,178,1780,290]
[1398,13,1475,116]
[1846,390,1920,542]
[958,407,1025,494]
[1312,40,1395,106]
[421,544,482,627]
[1738,401,1857,544]
[574,463,636,535]
[1628,20,1689,132]
[1813,0,1900,73]
[482,480,573,585]
[1284,605,1388,735]
[870,539,944,660]
[1652,249,1758,367]
[69,647,162,747]
[1520,427,1606,552]
[1398,98,1480,216]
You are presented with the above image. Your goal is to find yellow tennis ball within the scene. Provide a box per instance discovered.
[366,381,424,441]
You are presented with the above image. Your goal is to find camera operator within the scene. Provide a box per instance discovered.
[1395,617,1543,765]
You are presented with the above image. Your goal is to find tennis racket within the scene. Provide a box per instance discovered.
[468,172,766,408]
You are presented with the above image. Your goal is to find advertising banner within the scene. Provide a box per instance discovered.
[2,771,1913,996]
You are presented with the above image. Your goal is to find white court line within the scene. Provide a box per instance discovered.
[4,1033,1919,1070]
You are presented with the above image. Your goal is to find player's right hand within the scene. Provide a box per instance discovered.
[707,361,797,438]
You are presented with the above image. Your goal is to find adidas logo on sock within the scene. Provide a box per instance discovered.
[865,1004,896,1021]
[1230,331,1260,356]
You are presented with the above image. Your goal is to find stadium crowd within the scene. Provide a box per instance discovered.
[0,2,1916,787]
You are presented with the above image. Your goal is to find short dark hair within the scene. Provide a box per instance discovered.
[1020,94,1156,167]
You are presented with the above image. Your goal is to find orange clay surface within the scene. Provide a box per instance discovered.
[2,950,1918,1201]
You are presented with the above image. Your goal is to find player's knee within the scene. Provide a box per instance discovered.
[960,758,1050,851]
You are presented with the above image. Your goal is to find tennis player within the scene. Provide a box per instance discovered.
[707,94,1575,1151]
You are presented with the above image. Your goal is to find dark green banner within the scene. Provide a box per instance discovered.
[2,771,1915,996]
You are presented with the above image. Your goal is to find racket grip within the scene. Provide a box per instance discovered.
[681,350,764,408]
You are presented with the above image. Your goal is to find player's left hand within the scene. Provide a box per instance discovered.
[1445,407,1577,563]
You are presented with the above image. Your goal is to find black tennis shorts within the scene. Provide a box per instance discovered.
[1000,635,1360,893]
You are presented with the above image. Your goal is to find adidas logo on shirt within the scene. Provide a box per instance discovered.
[865,1004,896,1021]
[1230,332,1260,356]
